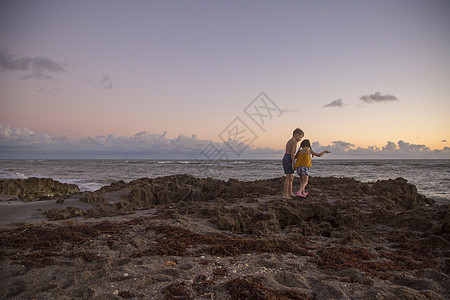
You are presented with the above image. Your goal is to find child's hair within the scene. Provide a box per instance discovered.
[301,139,311,148]
[293,128,304,136]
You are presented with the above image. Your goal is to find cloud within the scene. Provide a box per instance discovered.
[1,125,449,159]
[0,125,58,149]
[0,125,281,159]
[311,140,449,158]
[324,99,344,108]
[0,50,67,80]
[89,74,112,89]
[331,140,354,150]
[382,141,397,152]
[441,139,447,143]
[360,92,398,103]
[397,140,429,152]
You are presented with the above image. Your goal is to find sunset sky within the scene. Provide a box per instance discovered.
[1,0,449,159]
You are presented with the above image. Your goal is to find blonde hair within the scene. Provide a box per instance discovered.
[293,128,304,136]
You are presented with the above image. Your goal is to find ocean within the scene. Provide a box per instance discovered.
[0,159,448,204]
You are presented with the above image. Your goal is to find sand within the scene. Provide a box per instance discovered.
[0,175,448,299]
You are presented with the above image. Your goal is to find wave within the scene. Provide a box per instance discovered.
[228,161,248,165]
[156,160,201,165]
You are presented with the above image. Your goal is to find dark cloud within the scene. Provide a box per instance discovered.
[37,87,61,95]
[441,139,447,143]
[324,99,344,108]
[100,74,112,89]
[360,92,398,103]
[0,50,67,80]
[89,74,112,89]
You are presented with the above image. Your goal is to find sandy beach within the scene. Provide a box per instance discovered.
[0,175,448,299]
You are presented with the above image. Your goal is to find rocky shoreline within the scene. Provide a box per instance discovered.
[0,176,448,299]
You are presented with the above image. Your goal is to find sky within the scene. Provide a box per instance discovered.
[0,0,449,159]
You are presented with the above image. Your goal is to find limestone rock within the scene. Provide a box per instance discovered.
[0,177,80,201]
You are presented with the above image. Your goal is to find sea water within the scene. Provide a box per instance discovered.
[0,159,448,204]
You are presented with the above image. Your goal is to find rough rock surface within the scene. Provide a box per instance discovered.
[0,175,448,299]
[0,177,80,201]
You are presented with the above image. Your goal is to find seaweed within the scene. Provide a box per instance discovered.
[226,276,310,300]
[0,218,312,270]
[21,251,56,269]
[0,221,123,268]
[64,251,98,262]
[133,224,313,257]
[118,290,136,298]
[163,281,193,300]
[315,243,439,279]
[381,237,437,270]
[192,275,215,297]
[212,266,229,277]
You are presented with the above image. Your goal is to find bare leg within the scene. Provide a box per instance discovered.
[283,174,294,199]
[297,176,304,194]
[299,175,309,195]
[289,174,295,196]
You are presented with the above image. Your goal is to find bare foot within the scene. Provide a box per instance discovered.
[282,193,292,199]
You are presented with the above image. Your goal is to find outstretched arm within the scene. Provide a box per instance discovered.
[311,150,330,157]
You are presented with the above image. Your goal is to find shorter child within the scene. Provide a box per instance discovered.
[294,139,330,198]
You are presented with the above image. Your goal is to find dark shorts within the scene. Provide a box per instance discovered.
[297,167,311,176]
[282,154,294,174]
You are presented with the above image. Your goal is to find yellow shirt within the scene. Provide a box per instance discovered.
[295,150,311,168]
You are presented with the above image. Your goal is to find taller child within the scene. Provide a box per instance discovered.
[282,128,304,199]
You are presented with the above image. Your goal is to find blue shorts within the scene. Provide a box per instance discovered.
[282,154,294,174]
[297,167,311,176]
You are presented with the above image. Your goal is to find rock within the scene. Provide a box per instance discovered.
[390,274,443,292]
[339,230,369,246]
[0,279,26,298]
[419,235,450,250]
[80,175,283,208]
[0,177,79,201]
[44,206,85,221]
[49,174,441,233]
[372,177,434,209]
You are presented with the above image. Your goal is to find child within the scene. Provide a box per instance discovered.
[282,128,304,199]
[294,139,330,198]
